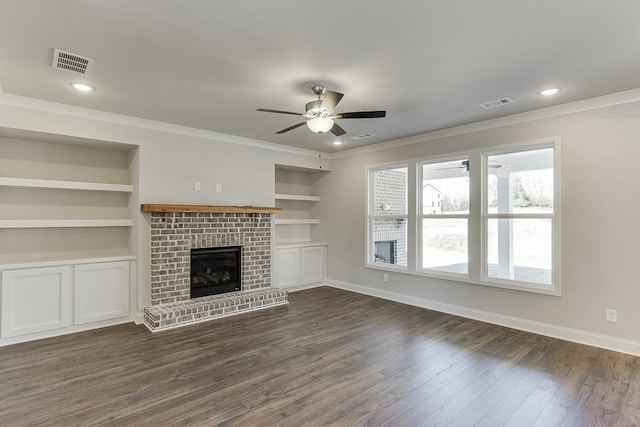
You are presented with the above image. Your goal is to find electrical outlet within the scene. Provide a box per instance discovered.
[216,183,222,192]
[194,182,201,191]
[383,273,389,282]
[606,309,617,322]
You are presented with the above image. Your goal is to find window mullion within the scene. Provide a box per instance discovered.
[468,152,483,281]
[406,161,418,271]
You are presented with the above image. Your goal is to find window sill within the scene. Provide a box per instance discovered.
[365,264,560,296]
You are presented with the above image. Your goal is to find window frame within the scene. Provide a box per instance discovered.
[417,156,470,278]
[364,138,561,296]
[480,142,560,295]
[366,162,409,271]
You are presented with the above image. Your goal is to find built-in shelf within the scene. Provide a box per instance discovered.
[274,219,320,225]
[0,134,137,345]
[274,166,325,246]
[0,219,134,229]
[274,193,320,202]
[0,177,133,192]
[141,204,282,214]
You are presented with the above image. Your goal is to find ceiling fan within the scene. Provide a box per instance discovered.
[257,84,386,136]
[437,160,504,177]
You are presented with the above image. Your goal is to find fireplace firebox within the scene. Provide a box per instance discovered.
[190,246,241,298]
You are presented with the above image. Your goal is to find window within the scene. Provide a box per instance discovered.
[368,165,408,268]
[365,140,559,295]
[419,159,469,275]
[484,146,555,286]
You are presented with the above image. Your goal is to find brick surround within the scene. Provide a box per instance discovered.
[145,211,287,331]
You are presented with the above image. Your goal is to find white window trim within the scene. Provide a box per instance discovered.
[366,162,409,270]
[417,156,470,278]
[480,141,561,295]
[364,137,561,296]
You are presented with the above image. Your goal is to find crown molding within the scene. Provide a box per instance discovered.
[3,86,640,162]
[329,88,640,159]
[0,92,323,158]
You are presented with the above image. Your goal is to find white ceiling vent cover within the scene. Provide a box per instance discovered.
[52,49,94,75]
[480,97,514,109]
[350,132,375,140]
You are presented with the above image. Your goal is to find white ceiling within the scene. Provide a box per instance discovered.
[1,1,639,153]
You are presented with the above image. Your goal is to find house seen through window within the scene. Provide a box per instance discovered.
[370,166,408,267]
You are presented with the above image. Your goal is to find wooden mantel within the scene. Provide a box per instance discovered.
[141,204,282,214]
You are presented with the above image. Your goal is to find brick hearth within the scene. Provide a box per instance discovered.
[144,210,287,331]
[144,287,287,331]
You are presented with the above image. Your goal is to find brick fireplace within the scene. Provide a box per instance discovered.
[141,205,287,331]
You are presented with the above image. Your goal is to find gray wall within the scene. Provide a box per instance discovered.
[317,100,640,343]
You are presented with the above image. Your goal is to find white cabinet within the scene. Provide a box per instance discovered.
[273,248,300,288]
[1,266,73,338]
[1,259,132,340]
[75,261,130,325]
[273,245,325,289]
[301,246,324,284]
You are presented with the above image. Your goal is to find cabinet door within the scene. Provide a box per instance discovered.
[273,248,300,288]
[301,246,325,284]
[74,261,130,325]
[1,266,73,338]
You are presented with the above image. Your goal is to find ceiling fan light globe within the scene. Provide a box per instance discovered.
[306,117,334,133]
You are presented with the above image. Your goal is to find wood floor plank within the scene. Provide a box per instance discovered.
[0,286,638,426]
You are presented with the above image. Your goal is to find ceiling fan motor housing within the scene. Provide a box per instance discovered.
[305,100,325,116]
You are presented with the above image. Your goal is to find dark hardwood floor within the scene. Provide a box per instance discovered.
[0,287,639,426]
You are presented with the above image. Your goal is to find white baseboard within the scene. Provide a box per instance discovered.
[326,279,640,357]
[134,310,144,325]
[0,317,133,348]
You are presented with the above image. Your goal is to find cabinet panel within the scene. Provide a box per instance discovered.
[74,261,130,325]
[273,248,300,288]
[1,266,72,338]
[301,246,325,284]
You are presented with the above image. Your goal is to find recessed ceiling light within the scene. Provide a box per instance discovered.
[539,87,560,96]
[70,82,95,92]
[332,140,343,146]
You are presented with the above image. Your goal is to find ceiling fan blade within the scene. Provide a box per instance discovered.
[337,111,386,119]
[321,91,344,111]
[330,123,346,136]
[257,108,302,116]
[436,166,464,171]
[275,122,306,134]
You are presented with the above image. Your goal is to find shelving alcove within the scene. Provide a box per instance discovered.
[273,164,328,289]
[0,130,138,345]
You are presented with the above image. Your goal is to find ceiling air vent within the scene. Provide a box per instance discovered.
[480,97,514,109]
[52,48,94,75]
[350,132,375,141]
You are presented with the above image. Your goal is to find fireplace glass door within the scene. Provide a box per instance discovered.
[190,246,241,298]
